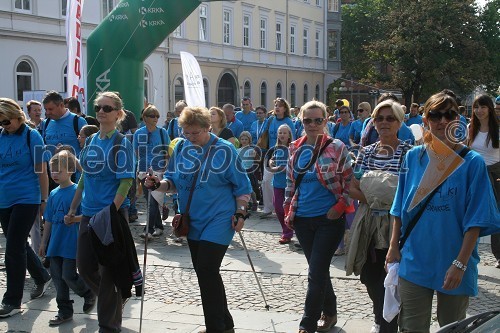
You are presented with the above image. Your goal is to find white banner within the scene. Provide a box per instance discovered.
[180,51,205,108]
[66,0,87,108]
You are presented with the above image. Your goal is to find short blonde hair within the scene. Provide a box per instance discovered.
[0,98,26,124]
[276,124,293,146]
[358,102,372,113]
[178,107,211,129]
[95,92,126,123]
[300,100,328,120]
[50,150,77,173]
[143,104,160,118]
[372,100,405,123]
[209,106,227,128]
[239,131,252,142]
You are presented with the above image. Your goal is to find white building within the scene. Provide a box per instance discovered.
[0,0,343,117]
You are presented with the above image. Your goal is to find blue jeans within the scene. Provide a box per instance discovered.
[294,214,345,332]
[0,204,51,307]
[50,256,91,317]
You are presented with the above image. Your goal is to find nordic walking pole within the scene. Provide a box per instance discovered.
[139,172,153,333]
[235,217,270,310]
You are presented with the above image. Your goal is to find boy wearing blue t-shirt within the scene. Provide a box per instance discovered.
[39,151,95,326]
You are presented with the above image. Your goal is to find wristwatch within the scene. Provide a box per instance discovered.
[238,205,247,212]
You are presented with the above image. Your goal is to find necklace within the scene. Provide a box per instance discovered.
[430,143,457,171]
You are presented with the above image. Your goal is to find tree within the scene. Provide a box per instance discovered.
[478,0,500,95]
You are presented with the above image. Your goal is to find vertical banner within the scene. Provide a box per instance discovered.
[66,0,87,108]
[180,51,205,108]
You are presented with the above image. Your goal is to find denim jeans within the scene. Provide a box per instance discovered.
[294,214,345,333]
[188,240,233,333]
[0,204,51,307]
[141,182,163,234]
[50,256,91,317]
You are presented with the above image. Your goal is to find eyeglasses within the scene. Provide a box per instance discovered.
[94,105,117,113]
[373,115,398,123]
[0,119,12,126]
[182,130,203,137]
[357,109,365,113]
[427,109,458,122]
[339,111,350,114]
[303,118,325,125]
[145,115,160,119]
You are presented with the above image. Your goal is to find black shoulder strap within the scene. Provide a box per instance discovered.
[399,147,470,250]
[169,120,175,140]
[332,123,341,138]
[73,114,80,138]
[293,138,333,193]
[111,132,125,173]
[26,127,32,162]
[43,118,51,141]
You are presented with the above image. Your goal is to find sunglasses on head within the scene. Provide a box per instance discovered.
[373,115,398,123]
[0,119,12,126]
[303,117,325,125]
[427,109,458,122]
[145,114,160,119]
[94,105,116,113]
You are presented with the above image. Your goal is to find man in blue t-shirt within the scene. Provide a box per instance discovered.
[406,103,423,126]
[236,97,258,132]
[223,104,244,138]
[167,100,187,140]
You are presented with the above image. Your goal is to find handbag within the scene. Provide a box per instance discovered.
[256,116,274,149]
[171,137,219,237]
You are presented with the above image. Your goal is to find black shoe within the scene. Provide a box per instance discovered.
[30,277,52,299]
[83,291,96,314]
[129,214,138,223]
[0,303,21,318]
[49,314,72,326]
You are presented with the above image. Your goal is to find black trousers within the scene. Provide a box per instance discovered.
[188,239,233,333]
[360,247,398,333]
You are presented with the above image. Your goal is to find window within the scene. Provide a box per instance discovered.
[315,84,320,100]
[328,0,339,12]
[303,29,309,55]
[102,0,114,17]
[61,0,67,16]
[199,5,208,41]
[174,78,184,103]
[244,81,251,99]
[276,82,282,98]
[144,68,150,102]
[276,23,282,51]
[328,30,339,60]
[63,66,68,93]
[316,0,321,6]
[204,79,209,107]
[260,82,267,107]
[260,18,267,50]
[290,26,296,54]
[16,60,34,101]
[173,24,183,38]
[303,84,309,104]
[290,83,296,107]
[315,30,320,57]
[15,0,31,12]
[243,15,250,47]
[223,9,231,45]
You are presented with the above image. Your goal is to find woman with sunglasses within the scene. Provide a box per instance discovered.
[0,98,52,317]
[346,100,412,333]
[133,104,170,239]
[284,100,353,333]
[145,107,252,333]
[386,92,499,332]
[331,105,353,147]
[467,94,499,268]
[67,91,137,333]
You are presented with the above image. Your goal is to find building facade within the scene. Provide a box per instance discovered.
[0,0,342,118]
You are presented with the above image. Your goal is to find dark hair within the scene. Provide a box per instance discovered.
[42,91,64,105]
[65,97,81,114]
[274,97,292,118]
[377,92,399,103]
[255,105,267,113]
[81,124,99,138]
[469,94,499,149]
[26,100,41,113]
[335,99,344,107]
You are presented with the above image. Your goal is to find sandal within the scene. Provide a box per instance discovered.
[279,237,291,244]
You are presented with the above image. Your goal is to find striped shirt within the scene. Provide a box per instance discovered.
[354,141,413,177]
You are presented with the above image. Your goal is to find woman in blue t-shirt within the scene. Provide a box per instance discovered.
[0,98,51,317]
[387,92,500,332]
[66,91,136,333]
[145,107,252,333]
[331,105,352,147]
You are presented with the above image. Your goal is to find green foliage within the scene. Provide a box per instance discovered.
[479,0,500,95]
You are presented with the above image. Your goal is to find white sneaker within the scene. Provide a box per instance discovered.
[152,228,163,237]
[370,323,380,333]
[140,232,153,240]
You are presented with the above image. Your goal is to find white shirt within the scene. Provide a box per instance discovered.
[470,131,500,165]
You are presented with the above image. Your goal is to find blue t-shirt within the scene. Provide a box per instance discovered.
[271,146,289,189]
[0,125,50,208]
[361,119,415,146]
[237,146,257,170]
[264,116,296,148]
[294,145,336,217]
[349,119,364,144]
[44,184,81,259]
[406,114,423,126]
[133,126,170,172]
[164,134,252,245]
[332,122,352,147]
[167,118,182,139]
[80,131,135,216]
[295,120,304,138]
[235,111,258,132]
[227,118,244,138]
[250,120,265,144]
[44,111,87,156]
[390,146,500,296]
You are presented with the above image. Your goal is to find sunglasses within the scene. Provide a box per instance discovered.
[427,109,458,122]
[357,109,365,113]
[303,118,325,125]
[145,115,160,119]
[0,119,12,126]
[339,111,350,114]
[94,105,117,113]
[373,115,398,123]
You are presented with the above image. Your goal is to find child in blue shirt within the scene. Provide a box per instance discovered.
[237,131,260,211]
[39,151,95,326]
[268,124,293,244]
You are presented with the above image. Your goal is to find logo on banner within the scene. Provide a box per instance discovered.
[139,7,164,15]
[96,69,111,92]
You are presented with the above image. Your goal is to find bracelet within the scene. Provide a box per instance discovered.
[152,180,161,191]
[41,199,47,203]
[452,259,467,271]
[234,212,250,221]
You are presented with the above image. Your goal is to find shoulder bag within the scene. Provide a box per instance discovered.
[256,117,274,149]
